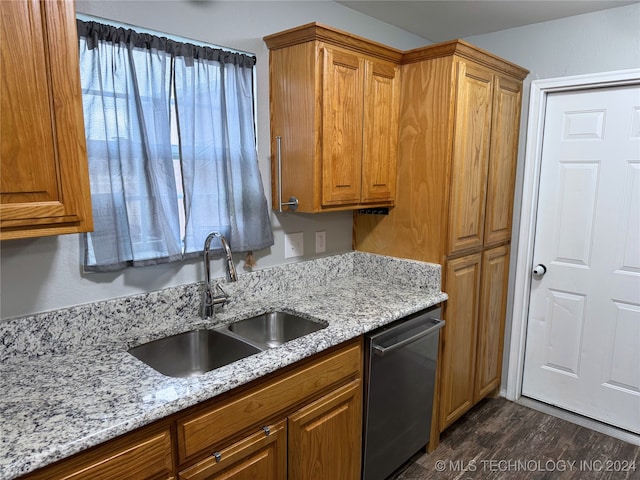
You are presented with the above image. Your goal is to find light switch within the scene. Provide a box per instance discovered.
[315,231,326,253]
[284,232,304,258]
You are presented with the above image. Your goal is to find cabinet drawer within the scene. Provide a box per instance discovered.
[177,341,361,462]
[23,426,174,480]
[178,420,286,480]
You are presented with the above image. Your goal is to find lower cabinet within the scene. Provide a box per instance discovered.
[439,253,482,430]
[288,381,362,480]
[20,339,362,480]
[178,420,287,480]
[439,245,510,431]
[177,340,362,480]
[180,380,362,480]
[474,245,510,402]
[21,425,174,480]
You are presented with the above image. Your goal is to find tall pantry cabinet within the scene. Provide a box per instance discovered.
[354,40,528,438]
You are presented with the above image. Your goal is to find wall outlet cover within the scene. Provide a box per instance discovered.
[315,231,326,253]
[284,232,304,258]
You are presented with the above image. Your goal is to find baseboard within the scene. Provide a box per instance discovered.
[516,396,640,447]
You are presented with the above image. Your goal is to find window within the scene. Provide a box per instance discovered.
[77,20,273,272]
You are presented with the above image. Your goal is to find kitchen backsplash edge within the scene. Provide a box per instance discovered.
[0,251,441,361]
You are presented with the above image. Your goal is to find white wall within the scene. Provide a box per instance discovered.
[4,2,638,322]
[0,1,430,321]
[462,3,640,387]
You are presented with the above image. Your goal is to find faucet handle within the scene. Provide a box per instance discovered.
[214,282,229,301]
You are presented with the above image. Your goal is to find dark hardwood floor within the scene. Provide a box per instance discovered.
[388,397,640,480]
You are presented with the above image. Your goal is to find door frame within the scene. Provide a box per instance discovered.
[506,68,640,403]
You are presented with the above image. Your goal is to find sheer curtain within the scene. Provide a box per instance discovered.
[174,48,273,256]
[77,20,273,271]
[78,21,181,271]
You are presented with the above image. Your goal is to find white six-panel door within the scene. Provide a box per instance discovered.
[522,84,640,434]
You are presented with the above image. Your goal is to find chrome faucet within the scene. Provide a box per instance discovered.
[202,232,238,319]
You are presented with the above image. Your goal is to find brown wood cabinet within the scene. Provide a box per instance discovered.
[176,340,362,480]
[178,421,287,480]
[264,23,401,213]
[0,0,92,240]
[22,425,174,480]
[439,245,510,429]
[439,253,482,428]
[21,339,362,480]
[288,380,362,480]
[353,40,527,443]
[475,245,511,402]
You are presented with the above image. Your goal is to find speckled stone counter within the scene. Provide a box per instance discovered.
[0,252,447,479]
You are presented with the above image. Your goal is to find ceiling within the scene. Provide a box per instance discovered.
[334,1,639,43]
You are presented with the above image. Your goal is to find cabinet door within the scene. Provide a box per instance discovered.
[288,380,362,480]
[484,76,522,246]
[321,47,364,206]
[178,421,286,480]
[23,427,174,480]
[0,0,92,239]
[440,253,482,431]
[474,245,510,402]
[361,59,399,204]
[447,62,493,255]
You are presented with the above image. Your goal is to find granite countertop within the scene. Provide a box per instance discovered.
[0,252,447,479]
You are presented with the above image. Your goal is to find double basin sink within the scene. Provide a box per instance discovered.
[128,311,327,378]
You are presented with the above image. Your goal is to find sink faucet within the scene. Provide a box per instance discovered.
[202,232,238,319]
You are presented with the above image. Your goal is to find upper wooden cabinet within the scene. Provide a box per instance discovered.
[264,23,401,213]
[354,39,528,265]
[1,0,92,240]
[448,64,523,255]
[447,61,494,255]
[484,75,523,246]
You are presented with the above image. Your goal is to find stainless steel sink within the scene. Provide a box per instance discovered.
[227,311,327,348]
[128,329,262,378]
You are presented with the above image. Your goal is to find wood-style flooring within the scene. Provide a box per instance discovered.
[388,397,640,480]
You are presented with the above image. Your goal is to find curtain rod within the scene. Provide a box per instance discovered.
[76,13,255,58]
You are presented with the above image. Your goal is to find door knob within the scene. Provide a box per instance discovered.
[532,264,547,276]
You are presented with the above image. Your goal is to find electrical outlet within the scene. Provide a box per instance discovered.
[315,231,326,253]
[284,232,304,258]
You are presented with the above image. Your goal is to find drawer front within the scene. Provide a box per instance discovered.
[177,341,361,462]
[178,421,286,480]
[24,427,174,480]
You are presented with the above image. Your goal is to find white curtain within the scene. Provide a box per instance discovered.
[174,52,273,256]
[77,20,273,271]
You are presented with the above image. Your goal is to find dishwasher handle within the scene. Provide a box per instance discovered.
[372,319,444,356]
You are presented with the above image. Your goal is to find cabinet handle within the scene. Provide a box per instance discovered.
[262,425,271,436]
[372,318,444,356]
[212,451,222,463]
[276,136,299,212]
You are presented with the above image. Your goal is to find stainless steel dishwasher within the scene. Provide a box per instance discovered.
[362,306,444,480]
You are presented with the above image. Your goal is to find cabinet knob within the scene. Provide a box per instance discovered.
[212,451,222,463]
[263,425,271,436]
[532,264,547,276]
